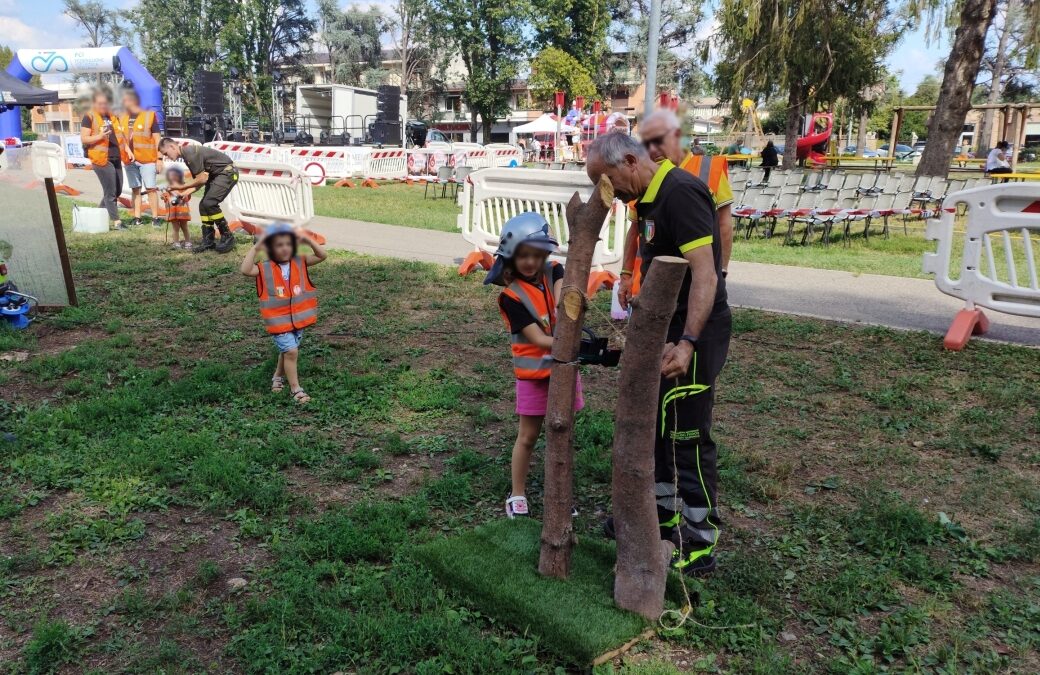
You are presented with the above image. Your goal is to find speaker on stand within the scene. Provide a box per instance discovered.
[373,85,402,146]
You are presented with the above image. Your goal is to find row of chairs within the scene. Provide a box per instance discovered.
[424,165,475,199]
[728,170,988,246]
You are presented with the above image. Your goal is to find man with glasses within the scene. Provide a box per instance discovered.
[618,110,734,308]
[586,132,731,577]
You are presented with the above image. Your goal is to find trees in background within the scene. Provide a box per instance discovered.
[713,0,898,168]
[317,1,385,88]
[533,0,611,77]
[527,48,597,108]
[429,0,529,142]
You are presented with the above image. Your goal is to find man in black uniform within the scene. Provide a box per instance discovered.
[586,132,731,577]
[158,138,239,253]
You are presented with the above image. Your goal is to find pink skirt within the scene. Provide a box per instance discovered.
[515,375,585,416]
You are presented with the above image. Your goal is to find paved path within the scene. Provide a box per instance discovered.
[62,170,1040,346]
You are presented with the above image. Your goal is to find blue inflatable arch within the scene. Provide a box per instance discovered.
[0,47,163,139]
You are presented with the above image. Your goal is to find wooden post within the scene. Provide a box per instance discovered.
[1011,107,1027,174]
[612,256,686,619]
[538,176,615,579]
[888,108,901,159]
[43,178,78,306]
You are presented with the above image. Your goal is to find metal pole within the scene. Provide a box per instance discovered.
[643,0,662,118]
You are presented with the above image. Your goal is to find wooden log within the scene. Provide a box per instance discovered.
[611,256,688,619]
[538,176,615,579]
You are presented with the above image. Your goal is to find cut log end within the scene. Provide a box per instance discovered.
[595,175,615,206]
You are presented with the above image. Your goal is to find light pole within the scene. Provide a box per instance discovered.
[643,0,662,118]
[555,90,565,162]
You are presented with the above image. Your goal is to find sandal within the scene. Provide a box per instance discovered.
[271,376,285,393]
[291,388,311,404]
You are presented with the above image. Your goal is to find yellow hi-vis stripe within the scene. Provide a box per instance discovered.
[200,212,224,222]
[678,235,713,254]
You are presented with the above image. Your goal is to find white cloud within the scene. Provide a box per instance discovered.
[0,16,48,48]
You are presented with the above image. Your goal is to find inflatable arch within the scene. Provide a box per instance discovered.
[0,47,163,140]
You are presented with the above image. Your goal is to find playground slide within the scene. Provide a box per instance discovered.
[796,112,833,163]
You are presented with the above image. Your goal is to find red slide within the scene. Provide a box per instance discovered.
[796,112,834,163]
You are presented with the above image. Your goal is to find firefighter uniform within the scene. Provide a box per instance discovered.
[180,145,239,253]
[634,158,732,572]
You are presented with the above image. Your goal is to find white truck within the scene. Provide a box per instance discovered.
[292,84,408,146]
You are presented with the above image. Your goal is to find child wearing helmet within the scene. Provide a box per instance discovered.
[486,212,584,519]
[163,167,192,249]
[240,223,328,404]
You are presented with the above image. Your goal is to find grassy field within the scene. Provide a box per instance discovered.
[0,229,1038,673]
[313,182,462,232]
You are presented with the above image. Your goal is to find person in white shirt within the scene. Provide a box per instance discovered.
[986,140,1012,176]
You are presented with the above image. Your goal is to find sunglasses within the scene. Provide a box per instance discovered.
[641,134,668,149]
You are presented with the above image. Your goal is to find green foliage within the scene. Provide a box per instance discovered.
[528,47,597,106]
[317,0,385,87]
[24,620,85,674]
[532,0,611,77]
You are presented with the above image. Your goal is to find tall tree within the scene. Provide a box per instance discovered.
[975,0,1020,154]
[914,0,1038,175]
[386,0,439,116]
[62,0,124,49]
[609,0,702,96]
[527,47,597,108]
[429,0,529,142]
[534,0,611,76]
[713,0,898,168]
[317,1,385,87]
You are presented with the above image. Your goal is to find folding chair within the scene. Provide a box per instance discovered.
[451,165,474,199]
[424,165,454,199]
[733,189,776,238]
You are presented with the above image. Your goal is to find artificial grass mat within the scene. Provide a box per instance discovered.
[415,518,654,665]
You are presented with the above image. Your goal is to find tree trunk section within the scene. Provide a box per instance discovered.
[783,83,802,170]
[612,256,687,620]
[539,177,615,579]
[856,108,868,155]
[917,0,999,176]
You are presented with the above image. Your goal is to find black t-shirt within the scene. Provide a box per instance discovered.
[82,114,120,161]
[635,161,728,335]
[498,263,565,333]
[181,145,234,177]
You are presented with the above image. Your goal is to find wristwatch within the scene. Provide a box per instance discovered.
[679,334,698,349]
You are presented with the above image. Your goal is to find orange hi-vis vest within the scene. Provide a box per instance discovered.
[678,153,728,193]
[122,110,158,163]
[164,192,191,222]
[499,262,557,380]
[85,111,123,168]
[256,256,318,334]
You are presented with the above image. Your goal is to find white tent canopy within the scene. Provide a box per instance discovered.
[512,113,577,135]
[509,113,578,148]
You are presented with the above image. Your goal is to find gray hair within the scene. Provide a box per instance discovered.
[586,132,648,167]
[642,109,681,131]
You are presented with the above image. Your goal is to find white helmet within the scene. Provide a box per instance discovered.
[483,212,559,285]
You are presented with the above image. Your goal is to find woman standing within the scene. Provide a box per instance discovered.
[760,140,779,181]
[80,87,126,230]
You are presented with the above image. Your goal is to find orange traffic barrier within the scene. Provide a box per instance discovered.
[361,178,379,188]
[334,178,355,188]
[587,270,618,297]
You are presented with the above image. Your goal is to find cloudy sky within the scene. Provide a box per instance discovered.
[3,0,948,94]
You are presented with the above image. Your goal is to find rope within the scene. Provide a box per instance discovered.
[656,371,755,634]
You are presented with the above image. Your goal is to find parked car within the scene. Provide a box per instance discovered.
[841,144,880,158]
[878,143,920,159]
[913,142,927,154]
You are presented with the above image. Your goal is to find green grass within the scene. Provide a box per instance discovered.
[417,518,650,665]
[0,226,1038,672]
[312,181,460,232]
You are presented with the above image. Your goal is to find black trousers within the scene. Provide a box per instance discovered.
[199,170,238,227]
[93,159,123,221]
[654,310,732,557]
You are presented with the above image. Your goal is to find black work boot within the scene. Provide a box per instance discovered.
[194,224,216,253]
[214,220,236,254]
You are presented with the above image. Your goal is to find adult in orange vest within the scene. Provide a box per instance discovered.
[240,223,328,404]
[79,87,126,230]
[619,109,735,306]
[120,89,162,228]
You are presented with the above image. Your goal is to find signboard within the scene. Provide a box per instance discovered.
[62,134,89,166]
[17,48,121,76]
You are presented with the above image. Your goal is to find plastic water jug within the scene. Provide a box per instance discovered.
[72,206,110,234]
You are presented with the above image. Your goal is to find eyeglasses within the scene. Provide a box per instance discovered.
[641,134,668,149]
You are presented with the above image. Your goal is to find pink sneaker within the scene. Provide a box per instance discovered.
[505,494,529,519]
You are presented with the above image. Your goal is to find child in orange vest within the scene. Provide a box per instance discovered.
[163,167,193,250]
[485,212,584,519]
[239,223,328,404]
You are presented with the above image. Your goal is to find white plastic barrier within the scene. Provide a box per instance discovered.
[286,147,349,185]
[457,168,626,286]
[457,148,493,169]
[485,143,523,167]
[923,182,1040,349]
[409,147,449,176]
[30,142,66,183]
[205,141,289,165]
[224,160,314,230]
[364,148,408,180]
